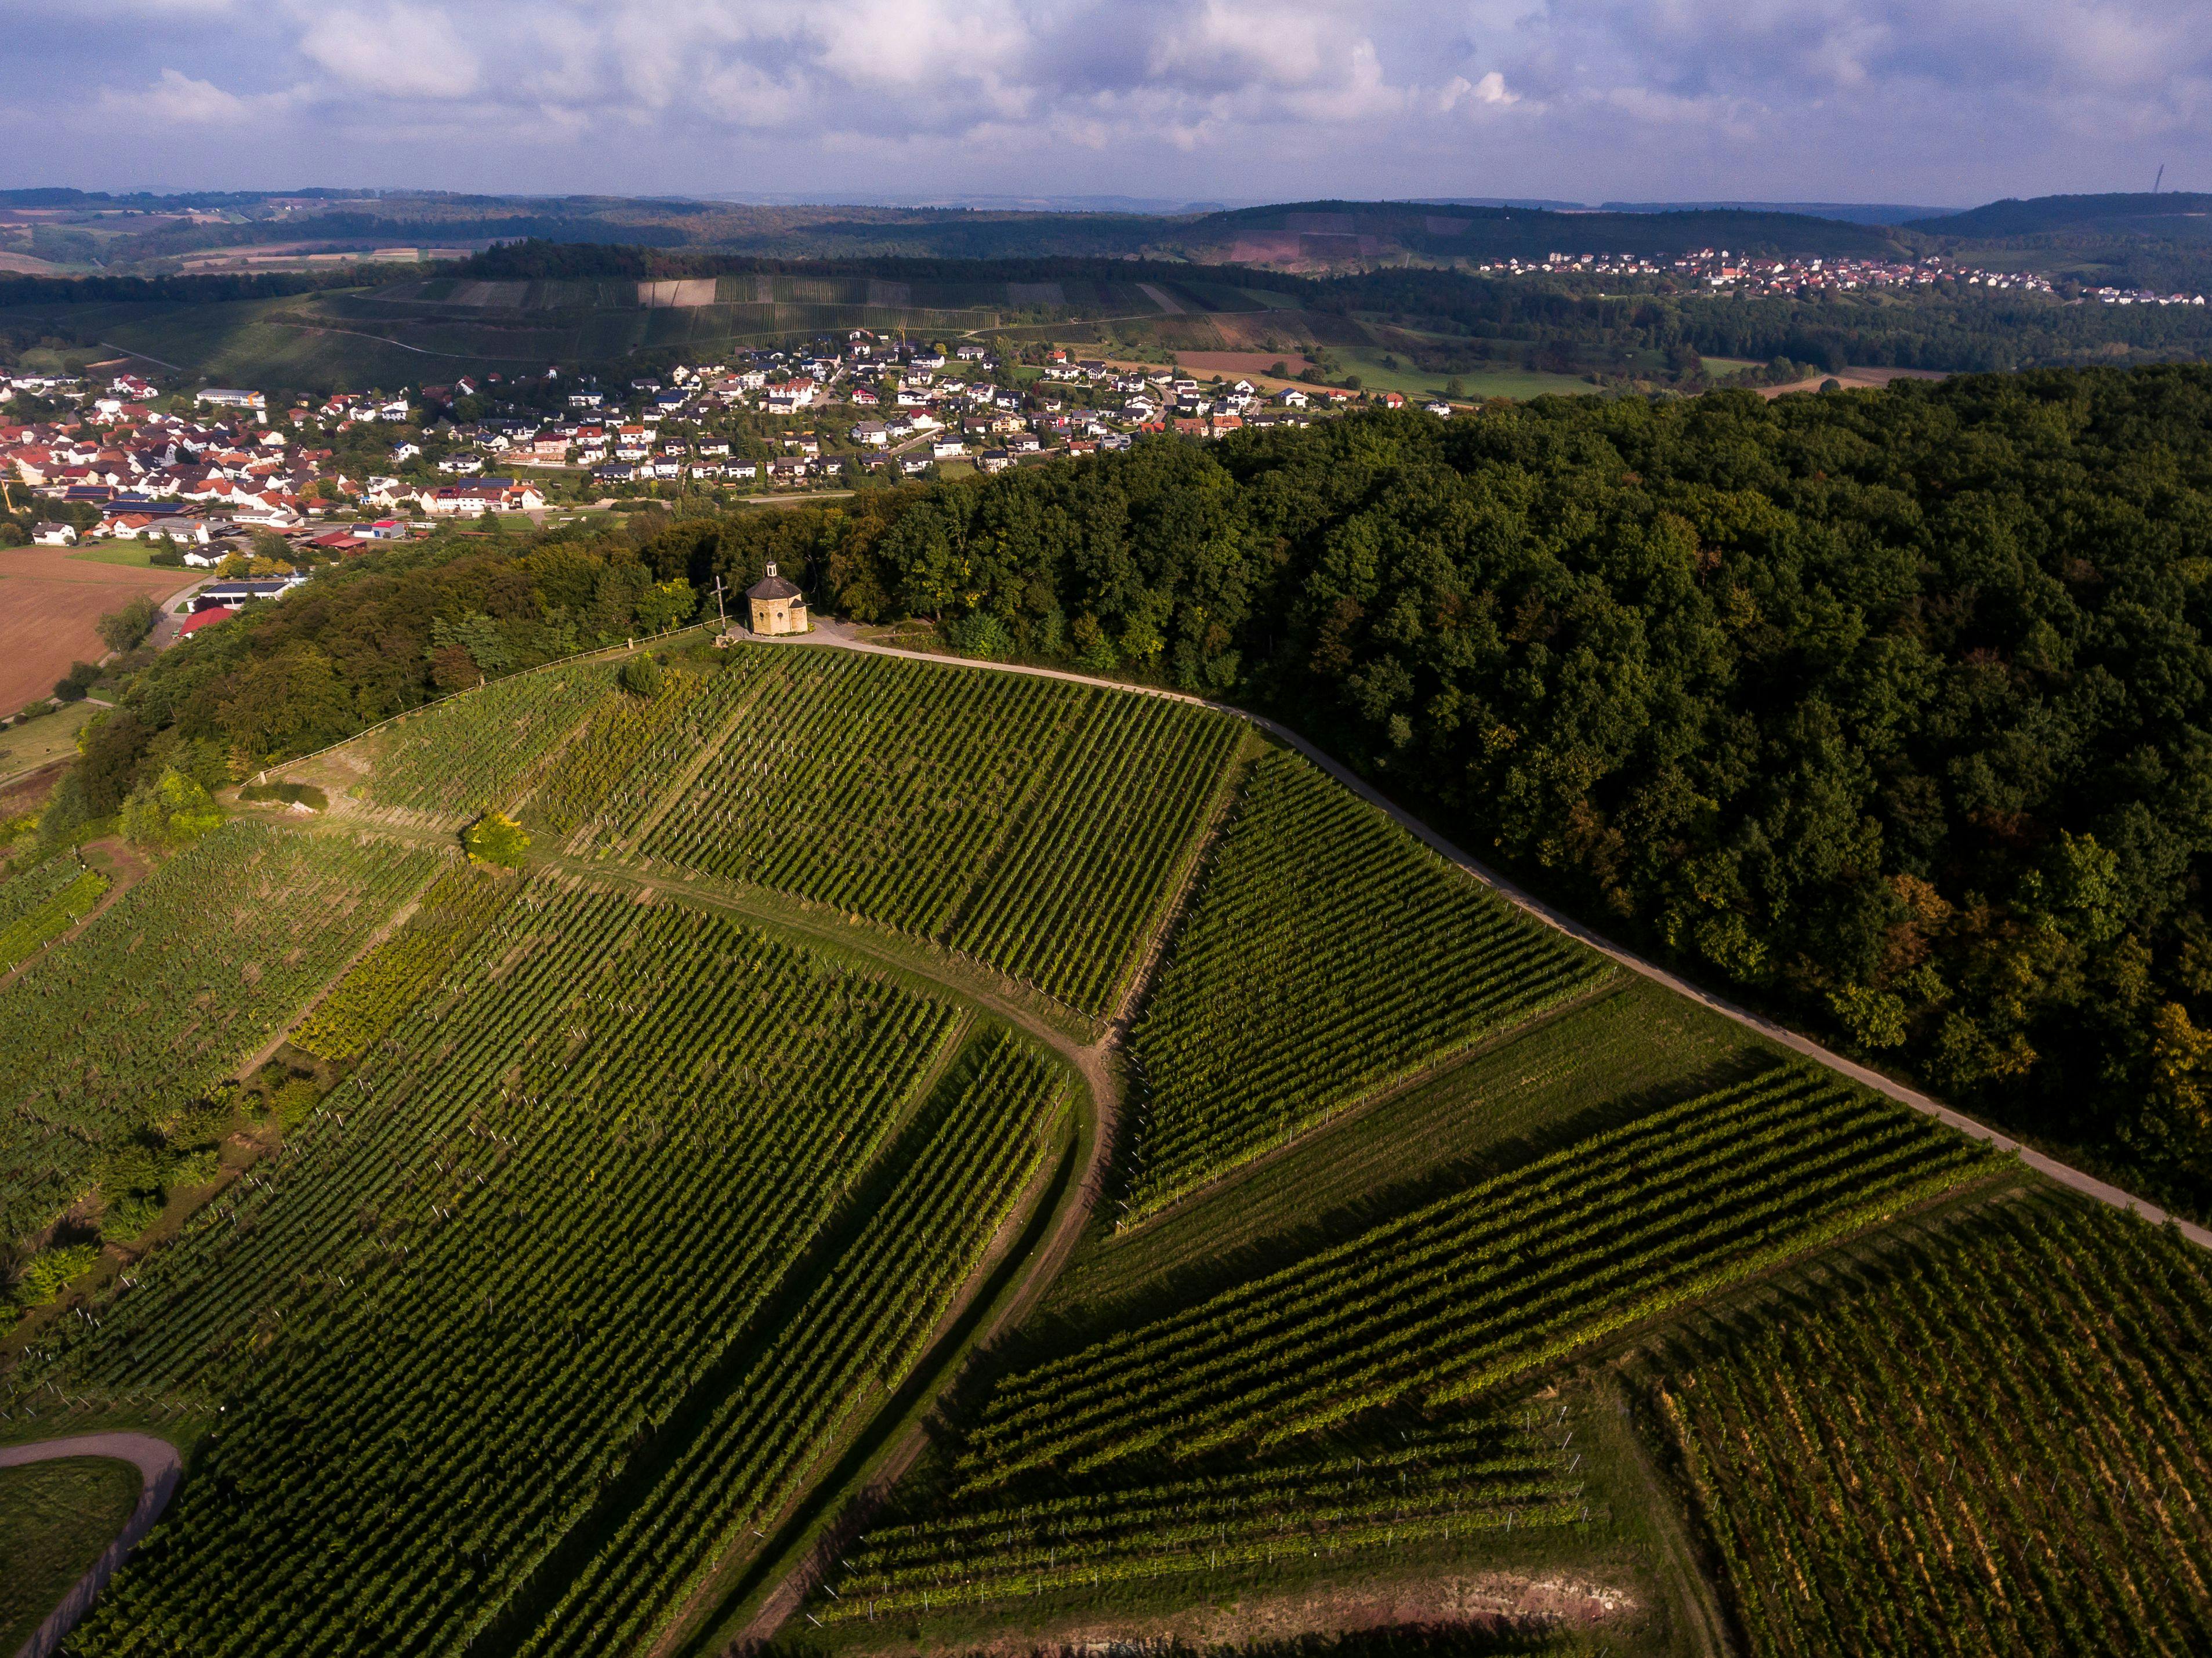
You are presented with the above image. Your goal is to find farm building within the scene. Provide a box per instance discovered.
[748,563,808,636]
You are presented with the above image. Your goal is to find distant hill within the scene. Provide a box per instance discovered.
[1168,199,1910,266]
[1601,200,1959,227]
[1909,192,2212,238]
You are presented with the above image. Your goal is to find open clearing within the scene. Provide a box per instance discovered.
[0,698,97,787]
[0,547,196,717]
[0,1456,142,1653]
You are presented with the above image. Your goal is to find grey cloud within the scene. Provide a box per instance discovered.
[0,0,2204,201]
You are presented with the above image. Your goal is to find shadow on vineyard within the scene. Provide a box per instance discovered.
[466,1022,1073,1658]
[1020,1022,1781,1359]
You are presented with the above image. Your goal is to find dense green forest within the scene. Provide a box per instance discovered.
[1325,269,2212,376]
[66,364,2212,1218]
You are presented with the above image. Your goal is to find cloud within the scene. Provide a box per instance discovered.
[296,3,480,100]
[17,0,2212,202]
[100,66,292,125]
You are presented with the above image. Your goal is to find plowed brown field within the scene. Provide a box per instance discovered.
[0,547,196,715]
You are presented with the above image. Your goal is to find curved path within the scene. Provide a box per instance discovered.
[1,1434,182,1658]
[784,620,2212,1253]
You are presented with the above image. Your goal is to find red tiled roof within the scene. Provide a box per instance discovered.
[177,606,238,637]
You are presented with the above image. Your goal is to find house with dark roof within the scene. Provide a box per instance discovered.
[746,563,808,636]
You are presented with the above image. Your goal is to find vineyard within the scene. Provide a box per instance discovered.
[356,665,616,818]
[956,1069,2004,1490]
[816,1406,1590,1623]
[518,1028,1071,1657]
[1123,748,1613,1216]
[1662,1199,2212,1657]
[0,849,107,971]
[525,664,713,836]
[37,886,979,1657]
[0,822,435,1243]
[10,627,2210,1658]
[642,651,1240,1018]
[288,865,515,1062]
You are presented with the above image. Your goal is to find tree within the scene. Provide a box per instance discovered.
[97,593,159,653]
[464,810,531,868]
[617,652,664,696]
[633,577,695,633]
[120,767,223,848]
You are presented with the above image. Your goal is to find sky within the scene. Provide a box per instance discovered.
[2,0,2207,207]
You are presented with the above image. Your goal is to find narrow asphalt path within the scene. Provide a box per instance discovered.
[780,621,2212,1253]
[1,1433,182,1658]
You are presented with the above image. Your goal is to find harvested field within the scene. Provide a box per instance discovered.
[0,547,195,716]
[1171,350,1319,381]
[1759,365,1948,398]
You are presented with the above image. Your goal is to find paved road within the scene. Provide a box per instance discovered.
[144,577,212,650]
[783,620,2212,1253]
[1,1433,182,1658]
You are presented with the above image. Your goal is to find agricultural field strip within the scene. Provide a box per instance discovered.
[957,1070,2005,1489]
[789,629,2212,1251]
[1666,1202,2212,1657]
[610,656,782,849]
[1125,748,1612,1214]
[39,883,947,1397]
[820,1410,1584,1619]
[645,655,1083,937]
[289,866,513,1062]
[640,650,1239,1020]
[0,850,108,972]
[362,666,616,818]
[0,822,437,1245]
[519,1032,1071,1658]
[947,697,1240,1015]
[45,891,969,1658]
[528,669,711,837]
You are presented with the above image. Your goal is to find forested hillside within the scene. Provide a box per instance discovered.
[84,365,2212,1218]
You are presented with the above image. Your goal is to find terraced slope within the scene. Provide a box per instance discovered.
[642,650,1238,1018]
[1662,1200,2212,1658]
[1123,747,1612,1214]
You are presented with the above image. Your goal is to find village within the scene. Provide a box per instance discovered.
[1,331,1405,566]
[1470,247,2209,307]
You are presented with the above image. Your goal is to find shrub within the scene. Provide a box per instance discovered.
[53,660,102,702]
[121,767,224,848]
[12,1242,100,1307]
[465,809,531,868]
[617,652,665,696]
[942,612,1014,661]
[99,1192,162,1244]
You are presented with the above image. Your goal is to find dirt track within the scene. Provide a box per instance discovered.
[0,1433,182,1658]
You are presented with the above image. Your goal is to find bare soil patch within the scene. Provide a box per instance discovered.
[639,278,717,309]
[1758,365,1948,400]
[838,1570,1637,1657]
[0,548,195,717]
[1172,351,1319,381]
